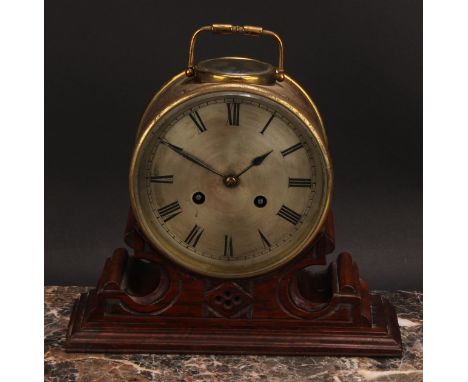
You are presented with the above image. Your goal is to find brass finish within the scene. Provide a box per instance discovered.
[129,80,333,279]
[135,72,328,144]
[224,175,240,188]
[128,25,333,278]
[195,57,277,85]
[186,24,285,82]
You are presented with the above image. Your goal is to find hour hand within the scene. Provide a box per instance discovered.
[236,150,273,178]
[159,138,225,178]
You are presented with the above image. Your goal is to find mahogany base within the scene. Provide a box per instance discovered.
[65,250,402,355]
[66,290,401,356]
[66,211,401,355]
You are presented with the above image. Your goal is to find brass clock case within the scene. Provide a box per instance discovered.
[129,25,333,279]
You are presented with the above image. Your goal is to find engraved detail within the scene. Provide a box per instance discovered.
[288,177,312,188]
[184,224,204,247]
[260,112,275,134]
[204,282,253,318]
[149,175,174,184]
[157,201,182,222]
[189,110,207,133]
[258,229,271,248]
[227,102,240,126]
[224,235,233,257]
[277,204,302,225]
[281,142,303,157]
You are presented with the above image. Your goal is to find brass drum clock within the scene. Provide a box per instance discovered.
[66,25,402,356]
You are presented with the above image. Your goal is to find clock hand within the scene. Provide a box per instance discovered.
[159,138,225,178]
[235,150,274,178]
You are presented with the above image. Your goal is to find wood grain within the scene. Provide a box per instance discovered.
[65,211,402,356]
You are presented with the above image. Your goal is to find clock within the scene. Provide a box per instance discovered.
[66,24,402,356]
[130,86,332,279]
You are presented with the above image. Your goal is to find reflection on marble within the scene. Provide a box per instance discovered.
[45,287,422,382]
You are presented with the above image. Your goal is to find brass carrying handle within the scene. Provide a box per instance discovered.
[186,24,285,81]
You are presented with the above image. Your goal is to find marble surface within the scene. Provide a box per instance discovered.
[45,287,422,382]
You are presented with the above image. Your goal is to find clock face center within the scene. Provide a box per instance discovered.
[224,175,240,188]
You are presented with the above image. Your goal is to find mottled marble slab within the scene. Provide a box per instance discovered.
[45,286,422,382]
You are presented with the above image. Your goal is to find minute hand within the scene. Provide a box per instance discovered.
[159,138,225,178]
[235,150,273,178]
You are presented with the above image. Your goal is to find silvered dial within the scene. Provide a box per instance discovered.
[131,92,330,278]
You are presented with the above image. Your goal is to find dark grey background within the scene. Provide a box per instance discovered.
[45,0,422,290]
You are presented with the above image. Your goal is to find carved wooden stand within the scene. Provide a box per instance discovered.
[65,211,402,356]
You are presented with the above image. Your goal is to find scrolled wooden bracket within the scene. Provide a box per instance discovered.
[96,248,128,291]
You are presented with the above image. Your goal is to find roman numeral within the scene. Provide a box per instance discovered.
[281,142,304,157]
[227,102,240,126]
[189,111,207,133]
[258,229,271,249]
[288,177,312,188]
[224,235,233,257]
[149,175,174,184]
[277,205,302,225]
[157,201,182,222]
[260,112,275,134]
[184,225,204,247]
